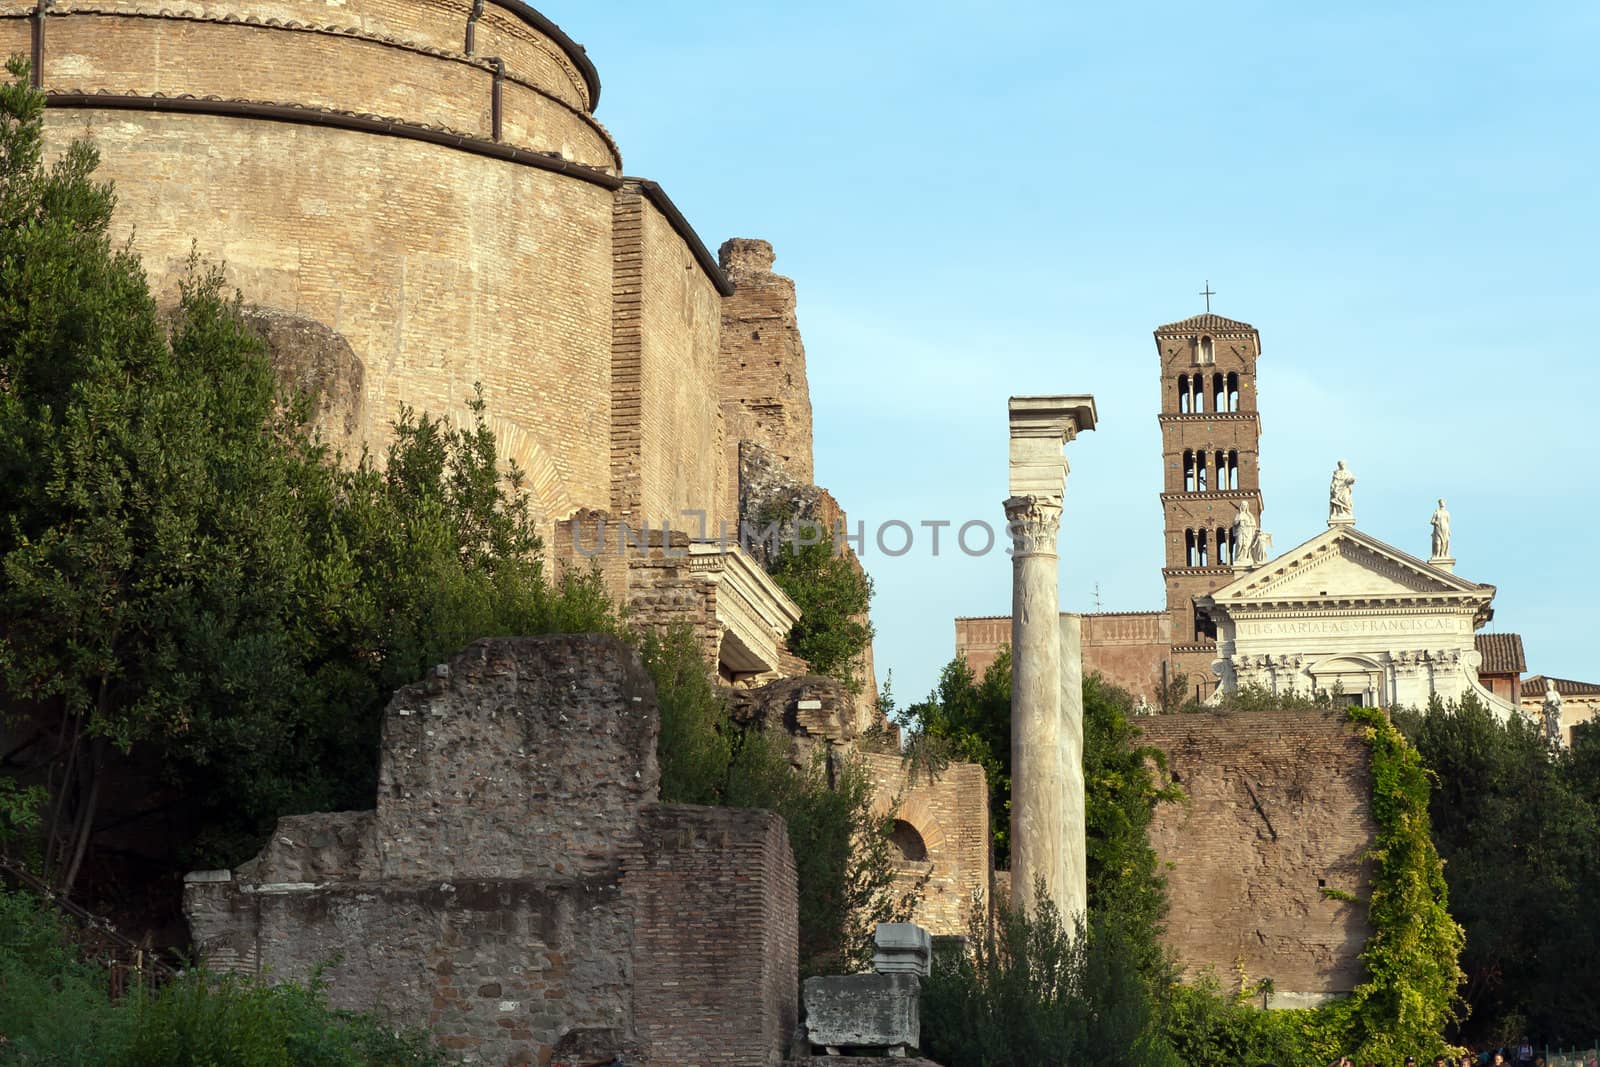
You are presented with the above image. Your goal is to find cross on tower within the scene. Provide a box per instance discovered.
[1199,281,1216,313]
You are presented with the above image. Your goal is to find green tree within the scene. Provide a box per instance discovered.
[764,536,873,691]
[0,54,321,890]
[1393,694,1600,1045]
[900,651,1013,861]
[920,891,1182,1067]
[649,622,905,974]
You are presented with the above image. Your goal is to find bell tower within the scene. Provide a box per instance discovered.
[1155,311,1264,699]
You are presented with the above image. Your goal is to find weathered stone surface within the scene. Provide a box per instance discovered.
[719,238,815,519]
[376,634,659,883]
[241,307,365,445]
[186,635,799,1067]
[728,673,860,761]
[872,923,932,977]
[1140,709,1375,1002]
[802,973,920,1051]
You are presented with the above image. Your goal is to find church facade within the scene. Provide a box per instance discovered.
[1200,523,1514,715]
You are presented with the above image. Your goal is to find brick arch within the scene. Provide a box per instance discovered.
[487,413,576,530]
[876,795,949,874]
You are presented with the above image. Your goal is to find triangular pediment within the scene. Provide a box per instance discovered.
[1211,526,1487,605]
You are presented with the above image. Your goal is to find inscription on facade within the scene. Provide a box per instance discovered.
[1242,616,1459,637]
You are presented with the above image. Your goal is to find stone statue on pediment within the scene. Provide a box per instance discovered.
[1430,498,1451,559]
[1328,460,1356,525]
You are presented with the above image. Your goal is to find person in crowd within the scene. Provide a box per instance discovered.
[1516,1037,1535,1066]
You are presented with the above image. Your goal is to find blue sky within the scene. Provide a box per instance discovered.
[540,0,1599,700]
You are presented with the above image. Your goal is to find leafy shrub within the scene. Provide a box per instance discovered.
[647,623,906,974]
[0,888,445,1066]
[919,887,1181,1067]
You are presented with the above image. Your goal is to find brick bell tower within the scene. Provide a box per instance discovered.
[1155,308,1264,701]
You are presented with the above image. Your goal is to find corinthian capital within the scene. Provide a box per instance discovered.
[1004,494,1062,558]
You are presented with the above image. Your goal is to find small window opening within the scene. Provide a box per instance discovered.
[1227,371,1240,412]
[889,820,928,863]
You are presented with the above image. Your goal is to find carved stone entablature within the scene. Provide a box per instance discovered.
[1202,523,1513,719]
[1003,495,1063,559]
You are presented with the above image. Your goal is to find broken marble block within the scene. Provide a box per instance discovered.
[872,922,933,976]
[803,972,920,1053]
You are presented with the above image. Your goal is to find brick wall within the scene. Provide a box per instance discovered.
[1138,709,1375,1000]
[186,635,806,1066]
[639,197,725,530]
[60,110,616,531]
[861,752,989,938]
[955,612,1172,703]
[627,805,798,1067]
[18,0,739,549]
[717,239,814,524]
[26,5,615,165]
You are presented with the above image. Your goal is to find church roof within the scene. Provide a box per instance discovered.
[1521,675,1600,699]
[1154,313,1258,336]
[1474,633,1526,675]
[1203,524,1492,611]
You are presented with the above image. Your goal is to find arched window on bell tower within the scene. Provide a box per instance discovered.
[1198,335,1215,365]
[1183,450,1196,492]
[1212,373,1224,413]
[1178,374,1190,413]
[1185,528,1197,567]
[1227,450,1239,489]
[1227,372,1240,412]
[1197,529,1209,567]
[1197,454,1208,492]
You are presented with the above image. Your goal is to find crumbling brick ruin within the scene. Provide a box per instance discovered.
[186,635,798,1066]
[1139,709,1376,1006]
[730,675,990,938]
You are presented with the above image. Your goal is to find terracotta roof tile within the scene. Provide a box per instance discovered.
[1521,675,1600,698]
[1153,313,1257,335]
[1475,633,1527,675]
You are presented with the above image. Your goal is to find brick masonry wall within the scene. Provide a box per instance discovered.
[16,0,731,549]
[1138,709,1375,997]
[717,239,814,524]
[187,635,806,1066]
[54,110,616,532]
[861,752,989,938]
[626,805,799,1067]
[25,6,615,166]
[639,197,725,530]
[955,613,1172,703]
[187,876,639,1064]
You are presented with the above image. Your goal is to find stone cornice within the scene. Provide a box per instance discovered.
[688,543,800,676]
[1160,489,1262,504]
[1223,600,1484,618]
[1158,412,1259,425]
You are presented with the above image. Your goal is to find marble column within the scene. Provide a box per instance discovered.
[1005,395,1096,921]
[1059,612,1087,926]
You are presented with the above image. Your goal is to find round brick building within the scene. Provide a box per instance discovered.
[2,0,731,530]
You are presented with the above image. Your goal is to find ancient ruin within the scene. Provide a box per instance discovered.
[186,635,801,1066]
